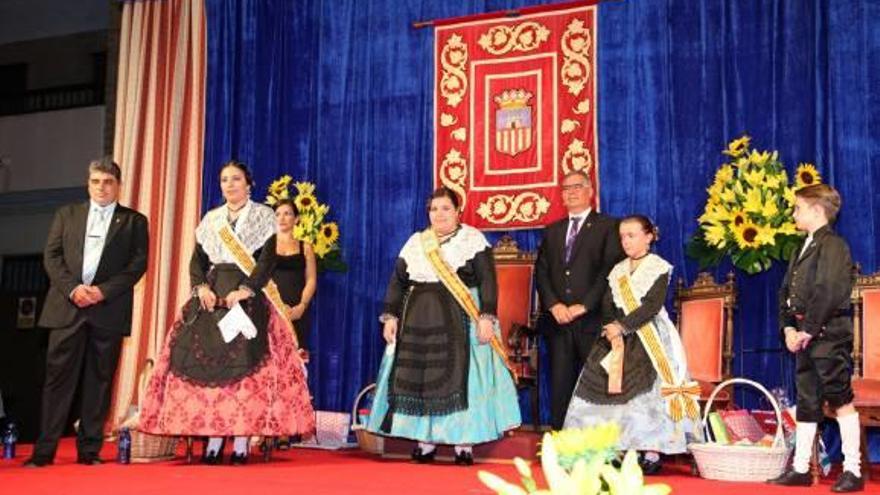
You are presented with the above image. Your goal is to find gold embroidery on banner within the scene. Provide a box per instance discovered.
[476,192,551,225]
[451,127,467,141]
[561,119,580,134]
[573,99,591,115]
[440,113,458,127]
[478,21,550,55]
[439,148,468,208]
[440,34,468,107]
[561,18,592,96]
[562,138,593,175]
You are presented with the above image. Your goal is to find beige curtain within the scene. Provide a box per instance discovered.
[108,0,206,429]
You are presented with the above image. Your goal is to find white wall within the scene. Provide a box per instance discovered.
[0,0,109,45]
[0,106,105,192]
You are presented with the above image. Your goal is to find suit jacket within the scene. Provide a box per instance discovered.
[39,202,149,334]
[535,210,624,328]
[778,225,853,338]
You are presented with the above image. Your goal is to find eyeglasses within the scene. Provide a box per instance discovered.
[561,183,590,192]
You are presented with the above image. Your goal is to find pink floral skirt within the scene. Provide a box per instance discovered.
[139,309,315,436]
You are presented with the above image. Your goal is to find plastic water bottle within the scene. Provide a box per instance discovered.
[3,422,17,459]
[117,427,131,464]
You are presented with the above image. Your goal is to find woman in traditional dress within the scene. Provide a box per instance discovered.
[563,215,701,474]
[139,161,315,465]
[366,187,521,465]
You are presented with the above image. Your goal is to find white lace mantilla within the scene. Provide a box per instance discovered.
[195,200,275,264]
[608,254,672,311]
[399,224,490,283]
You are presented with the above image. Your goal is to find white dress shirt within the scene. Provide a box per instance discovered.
[81,201,117,285]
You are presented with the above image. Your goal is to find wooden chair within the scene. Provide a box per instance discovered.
[674,272,737,403]
[492,235,541,429]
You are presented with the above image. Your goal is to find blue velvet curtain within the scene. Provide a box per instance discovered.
[201,0,880,455]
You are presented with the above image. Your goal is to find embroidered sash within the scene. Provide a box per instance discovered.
[216,221,300,349]
[615,274,699,422]
[419,228,517,381]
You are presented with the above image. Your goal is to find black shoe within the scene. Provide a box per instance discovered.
[639,457,662,476]
[454,451,474,466]
[76,456,103,466]
[766,469,812,486]
[229,452,248,466]
[410,447,436,464]
[831,471,864,493]
[202,451,223,465]
[23,457,53,468]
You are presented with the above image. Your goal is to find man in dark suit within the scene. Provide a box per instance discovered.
[25,158,148,467]
[535,170,624,430]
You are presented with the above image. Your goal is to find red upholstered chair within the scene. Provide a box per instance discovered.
[840,266,880,479]
[492,235,541,429]
[674,272,736,404]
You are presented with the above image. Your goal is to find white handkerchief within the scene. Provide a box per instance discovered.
[600,350,613,373]
[218,303,257,343]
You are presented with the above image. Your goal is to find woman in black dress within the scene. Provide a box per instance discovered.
[262,199,317,352]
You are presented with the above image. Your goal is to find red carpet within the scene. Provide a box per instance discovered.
[0,438,877,494]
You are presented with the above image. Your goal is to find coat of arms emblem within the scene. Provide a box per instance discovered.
[494,89,533,157]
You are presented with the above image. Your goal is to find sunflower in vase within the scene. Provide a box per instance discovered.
[687,135,823,274]
[266,175,347,272]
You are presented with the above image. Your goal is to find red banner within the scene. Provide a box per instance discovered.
[434,3,599,230]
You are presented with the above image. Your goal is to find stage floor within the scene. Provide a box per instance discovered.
[0,438,875,495]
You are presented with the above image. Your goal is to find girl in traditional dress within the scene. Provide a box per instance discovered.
[139,161,314,465]
[366,187,520,465]
[564,215,701,474]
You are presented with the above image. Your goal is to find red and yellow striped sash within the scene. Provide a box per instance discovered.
[617,275,699,421]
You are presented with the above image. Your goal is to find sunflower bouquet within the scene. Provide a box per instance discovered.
[686,135,822,274]
[266,175,347,272]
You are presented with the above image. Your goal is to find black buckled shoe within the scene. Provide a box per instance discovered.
[230,452,248,466]
[202,450,223,465]
[76,456,103,466]
[831,471,864,493]
[410,446,436,464]
[23,457,53,468]
[766,469,812,486]
[454,451,474,466]
[639,457,662,476]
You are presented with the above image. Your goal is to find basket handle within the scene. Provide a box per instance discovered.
[350,383,377,429]
[701,377,786,448]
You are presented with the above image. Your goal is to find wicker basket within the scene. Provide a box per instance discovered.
[689,378,791,482]
[124,359,179,463]
[350,383,383,455]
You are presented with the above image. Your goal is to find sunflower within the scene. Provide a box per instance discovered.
[734,221,762,249]
[794,163,821,189]
[294,181,316,196]
[723,135,751,158]
[268,175,292,197]
[295,192,318,212]
[754,224,777,246]
[731,210,747,227]
[318,222,340,245]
